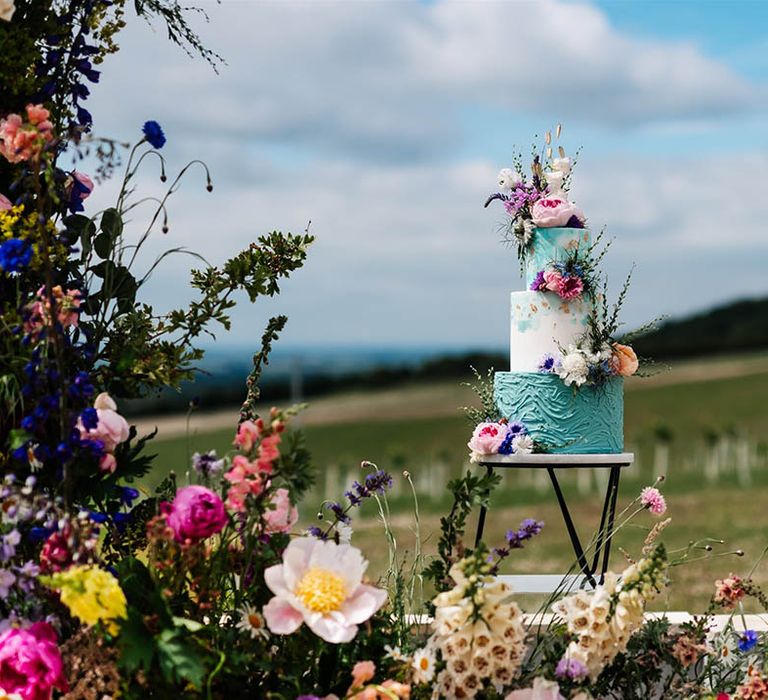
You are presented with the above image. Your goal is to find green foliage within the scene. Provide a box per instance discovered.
[460,365,500,425]
[240,314,288,423]
[424,467,502,592]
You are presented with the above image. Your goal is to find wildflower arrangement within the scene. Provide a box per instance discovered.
[484,125,585,260]
[3,5,768,700]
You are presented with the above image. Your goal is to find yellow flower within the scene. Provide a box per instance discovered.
[44,565,127,635]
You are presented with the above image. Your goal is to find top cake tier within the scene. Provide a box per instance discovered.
[523,227,591,289]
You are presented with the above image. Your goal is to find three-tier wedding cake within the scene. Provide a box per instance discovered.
[468,127,640,460]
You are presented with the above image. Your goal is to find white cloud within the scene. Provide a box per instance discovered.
[76,0,768,349]
[90,0,763,163]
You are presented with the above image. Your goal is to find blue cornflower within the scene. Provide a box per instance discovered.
[0,238,32,273]
[739,630,759,652]
[117,486,140,507]
[142,120,166,149]
[537,353,558,374]
[80,407,99,430]
[498,431,515,455]
[508,421,528,436]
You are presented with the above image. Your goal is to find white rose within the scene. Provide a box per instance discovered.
[545,169,565,193]
[497,167,522,191]
[511,434,534,455]
[0,0,15,21]
[552,157,572,175]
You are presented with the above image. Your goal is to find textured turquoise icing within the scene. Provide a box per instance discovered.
[494,372,623,454]
[524,227,591,288]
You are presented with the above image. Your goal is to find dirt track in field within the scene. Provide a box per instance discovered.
[134,353,768,441]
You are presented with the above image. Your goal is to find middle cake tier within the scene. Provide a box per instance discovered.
[509,291,592,372]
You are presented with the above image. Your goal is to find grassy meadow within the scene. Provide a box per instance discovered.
[141,359,768,612]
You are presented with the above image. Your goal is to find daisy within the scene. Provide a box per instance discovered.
[236,604,269,640]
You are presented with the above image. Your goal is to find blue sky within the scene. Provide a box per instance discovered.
[81,0,768,353]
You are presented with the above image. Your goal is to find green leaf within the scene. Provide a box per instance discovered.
[172,616,204,633]
[9,429,32,450]
[117,609,156,674]
[94,233,112,259]
[101,207,124,239]
[91,259,117,280]
[156,629,205,688]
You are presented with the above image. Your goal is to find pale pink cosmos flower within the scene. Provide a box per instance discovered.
[640,486,666,515]
[263,537,388,644]
[264,487,298,534]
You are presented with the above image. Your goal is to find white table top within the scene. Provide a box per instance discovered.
[474,453,634,468]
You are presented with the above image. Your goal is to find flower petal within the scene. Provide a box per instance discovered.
[305,612,358,644]
[263,563,289,597]
[262,596,303,635]
[282,537,316,590]
[340,584,388,625]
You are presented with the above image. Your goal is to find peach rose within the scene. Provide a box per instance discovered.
[611,343,639,377]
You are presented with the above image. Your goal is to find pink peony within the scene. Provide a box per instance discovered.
[0,193,11,210]
[164,485,228,543]
[531,197,585,228]
[611,343,639,377]
[468,422,509,456]
[556,275,584,300]
[640,486,666,515]
[0,622,68,700]
[263,537,388,643]
[543,269,563,293]
[264,487,298,534]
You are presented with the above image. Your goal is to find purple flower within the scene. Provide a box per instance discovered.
[505,518,544,548]
[556,656,588,681]
[192,450,225,477]
[530,270,546,291]
[0,569,16,598]
[508,421,528,436]
[739,630,759,652]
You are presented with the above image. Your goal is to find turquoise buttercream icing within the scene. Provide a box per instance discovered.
[524,227,591,288]
[494,372,623,454]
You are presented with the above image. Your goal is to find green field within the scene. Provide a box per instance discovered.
[143,369,768,612]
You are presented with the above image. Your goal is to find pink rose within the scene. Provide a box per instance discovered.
[543,269,563,293]
[264,487,298,534]
[0,622,68,700]
[611,343,639,377]
[556,275,584,300]
[164,485,228,542]
[531,197,585,228]
[0,193,11,210]
[468,422,509,456]
[72,170,94,200]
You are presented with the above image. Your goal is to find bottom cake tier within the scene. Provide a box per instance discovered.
[494,372,624,454]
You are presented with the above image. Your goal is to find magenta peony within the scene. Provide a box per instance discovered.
[264,487,298,534]
[531,197,585,228]
[164,485,228,542]
[467,422,509,456]
[556,275,584,300]
[0,622,68,700]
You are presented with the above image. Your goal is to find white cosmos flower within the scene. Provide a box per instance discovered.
[497,168,522,191]
[412,646,437,684]
[262,537,387,643]
[0,0,15,22]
